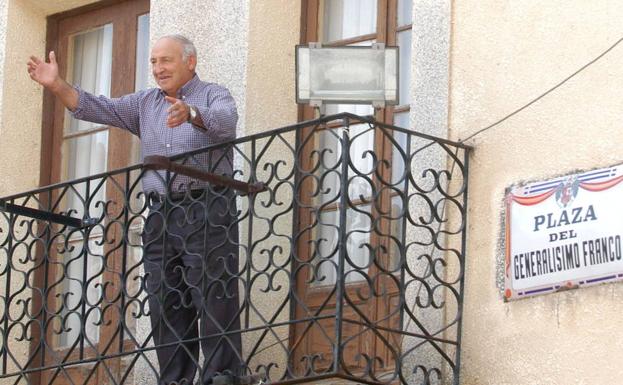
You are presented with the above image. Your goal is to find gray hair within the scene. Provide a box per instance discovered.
[158,34,197,62]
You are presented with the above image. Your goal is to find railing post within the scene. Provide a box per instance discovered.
[79,178,91,360]
[244,140,256,333]
[398,131,411,338]
[333,117,351,374]
[2,208,13,374]
[453,148,470,385]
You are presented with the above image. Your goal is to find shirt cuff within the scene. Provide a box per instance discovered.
[69,86,86,118]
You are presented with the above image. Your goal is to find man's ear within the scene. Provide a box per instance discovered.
[188,55,197,71]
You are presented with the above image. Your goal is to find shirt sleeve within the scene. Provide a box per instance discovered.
[194,85,238,143]
[71,87,141,136]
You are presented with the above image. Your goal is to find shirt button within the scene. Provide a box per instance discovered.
[166,143,171,148]
[181,96,186,99]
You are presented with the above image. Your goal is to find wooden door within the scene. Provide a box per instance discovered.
[33,1,150,384]
[291,0,412,378]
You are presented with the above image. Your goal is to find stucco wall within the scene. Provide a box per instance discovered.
[20,0,98,15]
[0,0,45,197]
[450,1,623,384]
[0,1,44,380]
[411,0,450,138]
[239,0,300,372]
[244,0,299,134]
[0,0,8,145]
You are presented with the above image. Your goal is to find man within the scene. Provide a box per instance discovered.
[27,35,242,385]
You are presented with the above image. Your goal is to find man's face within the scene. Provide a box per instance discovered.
[150,38,196,96]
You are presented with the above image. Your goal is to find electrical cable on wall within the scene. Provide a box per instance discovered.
[460,36,623,144]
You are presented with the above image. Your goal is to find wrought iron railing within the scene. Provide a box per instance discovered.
[0,113,469,385]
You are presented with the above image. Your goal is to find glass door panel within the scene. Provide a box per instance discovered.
[134,14,150,92]
[397,0,413,26]
[321,0,377,42]
[59,25,113,347]
[295,0,411,377]
[58,239,103,347]
[131,13,150,169]
[65,24,113,135]
[397,30,411,106]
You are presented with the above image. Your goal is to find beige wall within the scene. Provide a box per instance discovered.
[0,0,45,196]
[450,1,623,384]
[0,0,8,147]
[239,0,300,371]
[244,0,299,134]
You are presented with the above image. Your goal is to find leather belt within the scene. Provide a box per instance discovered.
[148,187,225,204]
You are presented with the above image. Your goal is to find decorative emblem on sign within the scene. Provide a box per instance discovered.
[555,177,579,208]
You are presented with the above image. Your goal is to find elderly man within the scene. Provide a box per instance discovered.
[27,35,242,385]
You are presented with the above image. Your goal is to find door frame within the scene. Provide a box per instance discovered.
[31,1,149,384]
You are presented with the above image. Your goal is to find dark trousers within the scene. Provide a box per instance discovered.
[142,191,242,385]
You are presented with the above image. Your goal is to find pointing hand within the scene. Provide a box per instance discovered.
[164,96,191,128]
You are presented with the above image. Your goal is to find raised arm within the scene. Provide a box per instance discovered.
[27,51,79,111]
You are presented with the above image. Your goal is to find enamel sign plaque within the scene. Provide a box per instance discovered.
[504,165,623,300]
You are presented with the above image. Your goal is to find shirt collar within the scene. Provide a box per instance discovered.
[178,73,201,97]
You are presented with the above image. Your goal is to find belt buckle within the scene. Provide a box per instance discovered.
[145,191,158,204]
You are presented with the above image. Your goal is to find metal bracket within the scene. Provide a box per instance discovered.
[0,200,96,229]
[372,100,386,109]
[212,374,267,385]
[310,100,325,118]
[309,99,323,108]
[371,42,385,50]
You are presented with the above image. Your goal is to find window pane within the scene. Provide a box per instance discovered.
[133,13,150,166]
[317,123,375,202]
[65,131,109,180]
[325,103,374,116]
[348,124,375,200]
[388,195,404,272]
[135,14,150,92]
[391,126,409,186]
[66,24,113,133]
[58,238,103,347]
[393,110,409,128]
[64,131,109,217]
[397,0,413,26]
[322,0,377,42]
[398,29,412,105]
[314,205,372,286]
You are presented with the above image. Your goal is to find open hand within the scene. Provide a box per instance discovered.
[164,96,190,128]
[27,51,60,89]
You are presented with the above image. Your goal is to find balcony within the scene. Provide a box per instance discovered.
[0,113,469,385]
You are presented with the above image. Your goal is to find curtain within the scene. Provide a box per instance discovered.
[60,24,113,347]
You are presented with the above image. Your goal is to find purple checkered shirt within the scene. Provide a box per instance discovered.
[71,74,237,194]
